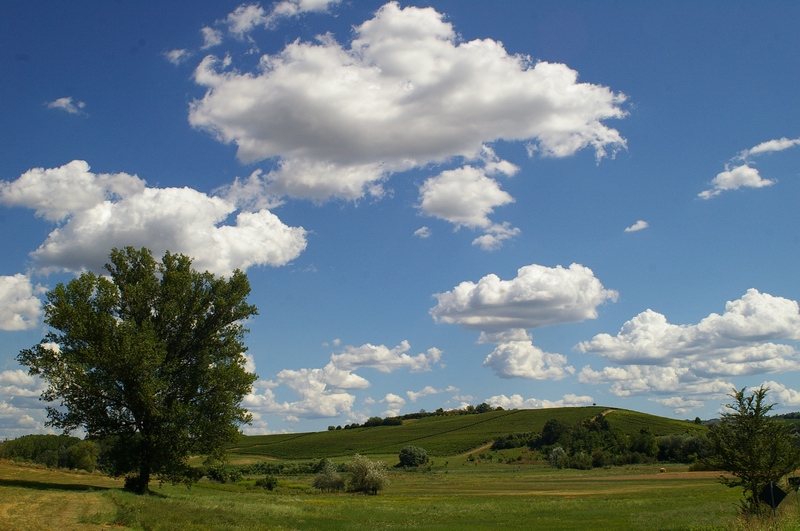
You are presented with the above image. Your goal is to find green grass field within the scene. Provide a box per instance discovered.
[3,408,795,530]
[3,458,798,530]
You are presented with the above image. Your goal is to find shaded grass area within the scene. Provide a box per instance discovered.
[231,407,704,459]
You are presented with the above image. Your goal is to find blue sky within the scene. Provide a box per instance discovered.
[2,1,800,438]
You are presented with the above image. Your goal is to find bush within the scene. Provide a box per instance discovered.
[398,445,428,468]
[255,475,278,490]
[205,464,241,483]
[312,460,345,493]
[345,454,388,495]
[492,432,534,451]
[548,446,567,468]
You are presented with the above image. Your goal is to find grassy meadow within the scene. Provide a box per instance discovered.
[5,456,800,530]
[2,407,798,530]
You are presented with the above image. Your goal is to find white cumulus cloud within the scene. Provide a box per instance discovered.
[737,136,800,159]
[578,289,800,369]
[624,220,648,232]
[760,381,800,408]
[483,335,574,380]
[698,164,775,199]
[189,2,627,205]
[578,289,800,412]
[380,393,406,416]
[244,340,442,421]
[0,161,307,276]
[406,385,443,402]
[418,162,521,248]
[430,263,617,333]
[223,1,341,38]
[486,393,593,410]
[330,340,442,373]
[201,27,223,49]
[0,275,45,331]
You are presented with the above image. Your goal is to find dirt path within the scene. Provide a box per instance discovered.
[458,442,494,457]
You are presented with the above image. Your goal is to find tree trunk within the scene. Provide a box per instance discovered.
[124,436,152,494]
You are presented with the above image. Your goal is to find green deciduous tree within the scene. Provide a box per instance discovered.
[17,247,258,494]
[398,445,428,468]
[705,386,800,514]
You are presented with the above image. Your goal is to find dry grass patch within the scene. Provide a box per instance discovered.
[0,460,121,530]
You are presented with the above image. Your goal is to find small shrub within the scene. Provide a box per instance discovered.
[312,461,345,493]
[255,475,278,490]
[206,464,238,483]
[548,446,567,468]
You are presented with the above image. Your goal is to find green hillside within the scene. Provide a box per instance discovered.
[230,407,704,459]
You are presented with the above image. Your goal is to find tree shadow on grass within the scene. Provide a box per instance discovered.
[0,478,113,492]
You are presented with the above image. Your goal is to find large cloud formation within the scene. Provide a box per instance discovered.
[578,289,800,413]
[0,160,307,276]
[431,263,616,379]
[430,263,618,332]
[189,2,627,221]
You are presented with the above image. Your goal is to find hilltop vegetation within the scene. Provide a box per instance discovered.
[229,406,705,460]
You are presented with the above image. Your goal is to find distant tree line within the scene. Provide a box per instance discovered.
[0,434,99,472]
[328,403,503,430]
[491,414,712,469]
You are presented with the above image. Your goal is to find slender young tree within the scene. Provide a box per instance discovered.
[706,386,800,514]
[18,247,258,493]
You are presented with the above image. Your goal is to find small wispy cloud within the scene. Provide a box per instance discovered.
[700,136,799,199]
[46,97,86,115]
[200,27,223,49]
[624,220,649,233]
[164,48,192,65]
[414,226,431,239]
[736,136,800,160]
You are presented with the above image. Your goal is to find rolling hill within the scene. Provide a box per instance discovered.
[229,407,706,459]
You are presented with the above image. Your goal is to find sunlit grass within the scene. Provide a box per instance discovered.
[5,458,782,530]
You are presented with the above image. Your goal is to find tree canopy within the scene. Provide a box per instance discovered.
[705,386,800,514]
[18,247,258,493]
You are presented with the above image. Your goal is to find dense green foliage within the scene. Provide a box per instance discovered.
[705,386,800,514]
[490,413,709,470]
[0,434,99,471]
[657,433,712,463]
[398,445,429,467]
[312,458,345,492]
[17,247,258,493]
